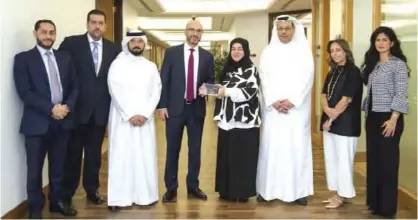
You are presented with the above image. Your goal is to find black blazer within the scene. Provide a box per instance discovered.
[58,33,120,126]
[158,44,215,118]
[320,62,363,137]
[13,47,79,136]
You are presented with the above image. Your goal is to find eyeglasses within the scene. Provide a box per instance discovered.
[186,28,203,34]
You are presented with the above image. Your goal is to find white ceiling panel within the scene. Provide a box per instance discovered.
[137,16,212,30]
[149,30,234,42]
[156,0,276,13]
[382,2,418,15]
[129,0,312,47]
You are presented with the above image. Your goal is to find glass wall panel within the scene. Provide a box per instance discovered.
[381,0,417,194]
[352,0,374,152]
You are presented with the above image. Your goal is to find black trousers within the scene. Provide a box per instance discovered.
[164,102,204,190]
[366,111,404,216]
[61,115,106,199]
[215,127,260,199]
[25,122,69,212]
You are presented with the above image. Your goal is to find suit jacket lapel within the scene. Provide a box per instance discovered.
[53,50,66,90]
[82,33,96,74]
[179,44,186,83]
[197,47,204,84]
[97,40,109,77]
[31,47,50,94]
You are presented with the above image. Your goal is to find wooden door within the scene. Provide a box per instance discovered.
[95,0,115,41]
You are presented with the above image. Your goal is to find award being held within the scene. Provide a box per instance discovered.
[204,83,219,96]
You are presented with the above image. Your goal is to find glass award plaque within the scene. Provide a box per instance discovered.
[204,83,219,96]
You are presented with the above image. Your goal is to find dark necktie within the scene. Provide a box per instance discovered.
[187,48,195,101]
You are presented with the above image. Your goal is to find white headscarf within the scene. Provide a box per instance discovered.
[259,15,314,109]
[267,15,309,51]
[120,30,148,57]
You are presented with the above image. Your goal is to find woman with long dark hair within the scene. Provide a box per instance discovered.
[361,26,410,218]
[213,37,261,202]
[320,39,363,209]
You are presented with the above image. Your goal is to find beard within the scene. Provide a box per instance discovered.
[89,29,103,40]
[37,38,54,49]
[129,47,143,56]
[187,35,199,44]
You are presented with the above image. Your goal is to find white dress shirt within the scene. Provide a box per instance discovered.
[36,45,63,94]
[184,43,199,99]
[87,34,103,74]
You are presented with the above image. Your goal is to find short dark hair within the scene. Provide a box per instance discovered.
[87,9,106,22]
[34,19,56,31]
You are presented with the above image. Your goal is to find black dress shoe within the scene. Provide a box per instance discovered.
[237,198,249,203]
[63,198,72,206]
[371,211,395,219]
[218,194,231,201]
[87,192,105,205]
[257,195,267,202]
[108,206,120,212]
[29,212,42,219]
[294,197,308,206]
[187,188,208,200]
[162,190,177,203]
[49,202,77,216]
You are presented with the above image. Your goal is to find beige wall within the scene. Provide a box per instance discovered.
[230,12,269,67]
[330,0,343,39]
[123,0,140,33]
[0,0,95,216]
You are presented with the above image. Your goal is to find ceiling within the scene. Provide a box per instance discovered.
[125,0,312,49]
[125,0,417,47]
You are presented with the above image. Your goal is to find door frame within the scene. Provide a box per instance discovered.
[310,0,330,147]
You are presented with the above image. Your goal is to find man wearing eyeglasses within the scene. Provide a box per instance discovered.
[157,18,215,203]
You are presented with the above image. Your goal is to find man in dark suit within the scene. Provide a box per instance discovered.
[58,9,120,205]
[158,18,215,202]
[13,19,78,218]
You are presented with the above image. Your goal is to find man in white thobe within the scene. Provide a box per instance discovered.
[107,30,161,210]
[257,15,314,206]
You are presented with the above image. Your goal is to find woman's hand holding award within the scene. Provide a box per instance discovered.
[199,83,220,96]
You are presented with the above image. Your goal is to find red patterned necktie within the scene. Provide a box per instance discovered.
[186,48,195,101]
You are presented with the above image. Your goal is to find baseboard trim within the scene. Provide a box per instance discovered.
[1,185,49,219]
[398,185,417,215]
[354,154,417,214]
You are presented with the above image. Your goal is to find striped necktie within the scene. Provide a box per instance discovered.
[92,41,99,74]
[45,51,62,104]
